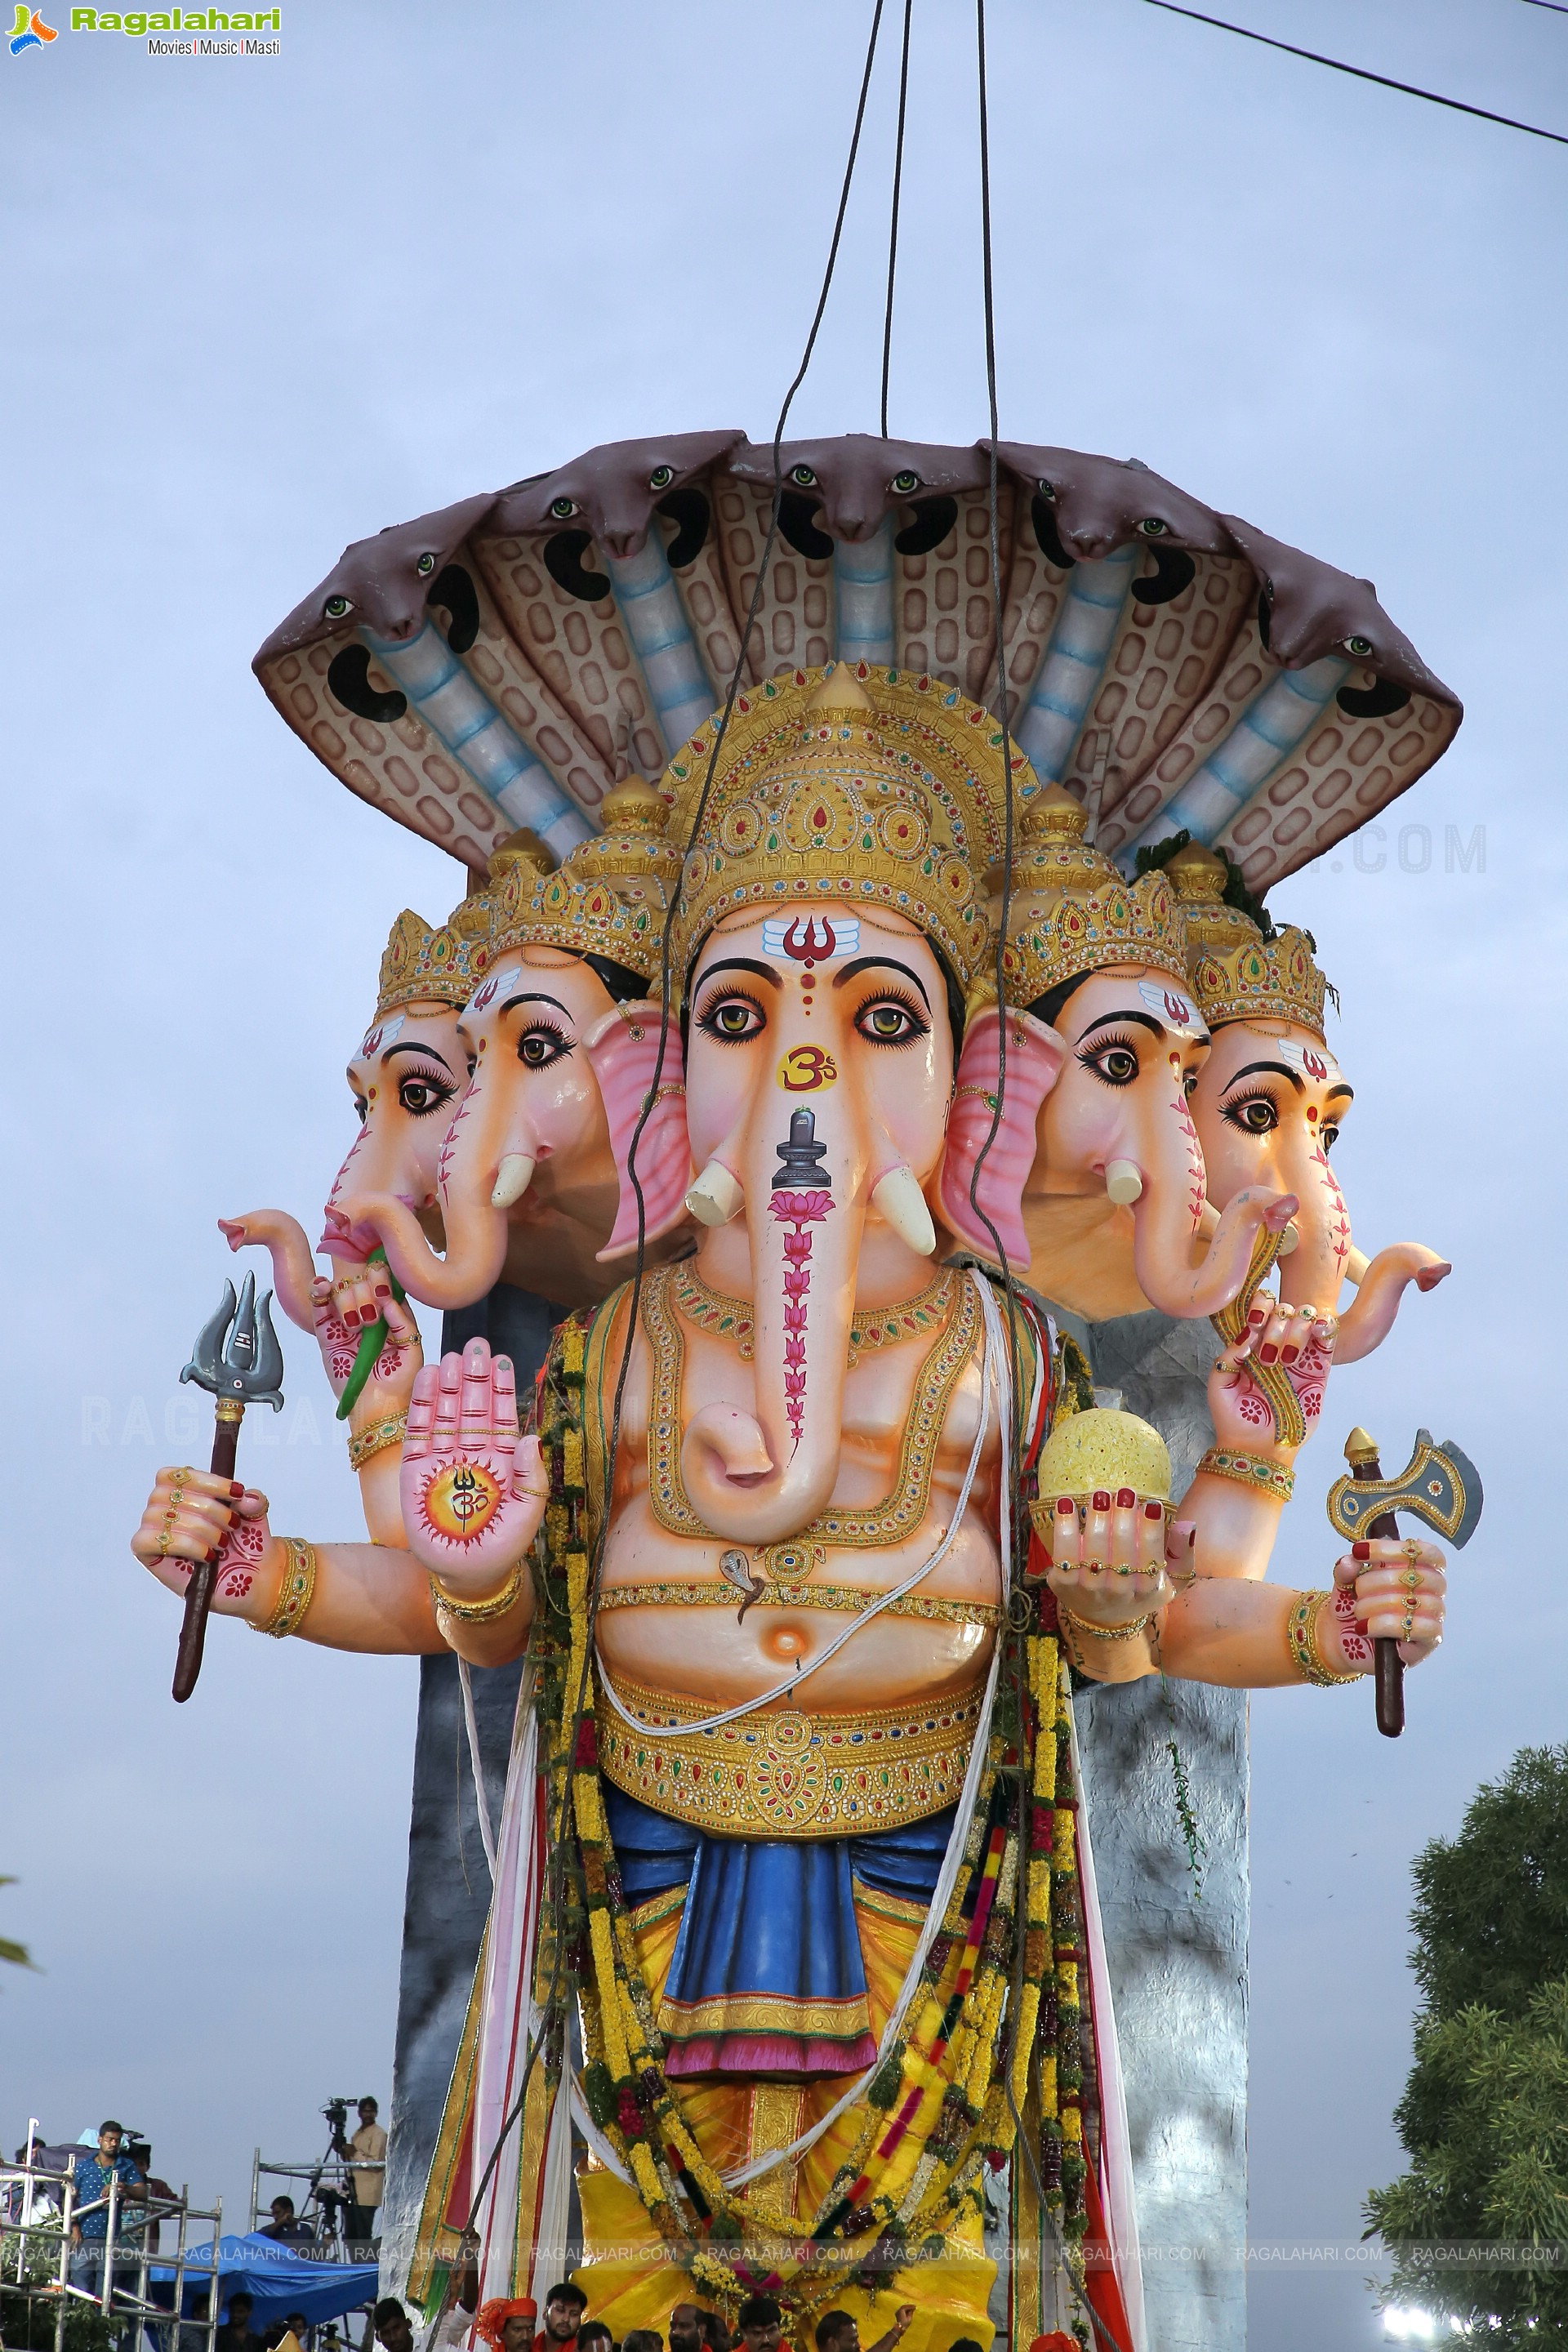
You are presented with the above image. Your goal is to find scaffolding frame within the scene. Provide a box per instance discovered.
[2,2123,222,2352]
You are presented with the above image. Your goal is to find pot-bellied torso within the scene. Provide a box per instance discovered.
[586,1258,1022,1719]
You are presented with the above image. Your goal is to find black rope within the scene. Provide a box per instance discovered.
[457,0,891,2263]
[880,0,915,438]
[1136,0,1568,145]
[1519,0,1568,15]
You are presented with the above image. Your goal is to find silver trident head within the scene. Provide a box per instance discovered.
[180,1272,286,1410]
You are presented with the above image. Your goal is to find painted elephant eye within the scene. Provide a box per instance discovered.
[550,496,579,519]
[1076,1031,1139,1087]
[1036,479,1057,501]
[1138,516,1170,537]
[399,1071,457,1117]
[352,1094,368,1126]
[648,464,675,490]
[790,464,818,488]
[517,1022,573,1069]
[1319,1120,1341,1154]
[1343,635,1374,659]
[324,593,353,619]
[1221,1088,1280,1136]
[416,552,437,577]
[697,991,766,1044]
[854,993,929,1047]
[891,469,921,495]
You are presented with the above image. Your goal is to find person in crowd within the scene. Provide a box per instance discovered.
[621,2332,662,2352]
[329,2100,386,2247]
[667,2310,709,2352]
[474,2298,537,2352]
[949,2340,987,2352]
[696,2318,727,2352]
[69,2120,146,2308]
[260,2195,315,2245]
[372,2301,416,2352]
[265,2314,312,2350]
[215,2292,265,2352]
[575,2326,612,2352]
[535,2287,586,2352]
[735,2301,783,2352]
[813,2310,915,2352]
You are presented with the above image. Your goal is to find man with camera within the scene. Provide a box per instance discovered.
[327,2099,385,2250]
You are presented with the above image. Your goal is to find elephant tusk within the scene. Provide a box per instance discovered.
[685,1159,744,1227]
[1105,1158,1144,1206]
[871,1165,937,1258]
[1276,1222,1299,1255]
[491,1152,536,1209]
[1344,1245,1368,1285]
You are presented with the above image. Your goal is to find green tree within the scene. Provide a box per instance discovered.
[1367,1744,1568,2346]
[1,1875,29,1971]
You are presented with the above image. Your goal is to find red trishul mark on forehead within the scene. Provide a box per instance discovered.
[782,916,837,969]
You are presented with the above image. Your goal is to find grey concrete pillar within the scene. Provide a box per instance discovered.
[1067,1307,1249,2352]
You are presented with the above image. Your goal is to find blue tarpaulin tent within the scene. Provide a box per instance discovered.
[149,2233,378,2325]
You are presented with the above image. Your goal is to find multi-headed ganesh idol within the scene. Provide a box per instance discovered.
[131,667,1448,2346]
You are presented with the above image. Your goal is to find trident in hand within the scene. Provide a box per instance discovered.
[172,1272,285,1703]
[1325,1425,1482,1740]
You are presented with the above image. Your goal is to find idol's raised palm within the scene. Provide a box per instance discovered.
[399,1338,547,1597]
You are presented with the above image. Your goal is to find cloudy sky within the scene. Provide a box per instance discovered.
[2,3,1566,2345]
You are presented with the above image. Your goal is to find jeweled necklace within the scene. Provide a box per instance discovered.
[672,1258,957,1367]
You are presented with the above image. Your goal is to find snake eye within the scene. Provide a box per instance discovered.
[416,552,436,577]
[1036,479,1058,501]
[1343,634,1374,659]
[790,464,818,488]
[1138,516,1169,537]
[324,594,353,620]
[550,496,579,519]
[648,464,675,491]
[891,469,920,495]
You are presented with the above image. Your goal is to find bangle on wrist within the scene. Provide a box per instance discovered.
[253,1538,318,1638]
[1285,1589,1359,1686]
[1198,1446,1295,1503]
[1060,1605,1152,1644]
[429,1558,528,1624]
[348,1412,408,1472]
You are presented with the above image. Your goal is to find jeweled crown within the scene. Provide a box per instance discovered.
[486,783,676,975]
[376,906,488,1016]
[996,786,1189,1010]
[665,665,1028,989]
[1165,841,1330,1037]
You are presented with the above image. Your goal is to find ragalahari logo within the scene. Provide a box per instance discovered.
[8,6,58,51]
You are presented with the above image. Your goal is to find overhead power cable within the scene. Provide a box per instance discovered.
[1136,0,1568,145]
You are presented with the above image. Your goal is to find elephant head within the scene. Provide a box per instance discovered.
[1173,842,1449,1361]
[603,662,1012,1545]
[940,791,1294,1318]
[219,903,485,1328]
[340,784,691,1312]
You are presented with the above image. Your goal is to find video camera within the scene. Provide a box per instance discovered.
[321,2098,365,2137]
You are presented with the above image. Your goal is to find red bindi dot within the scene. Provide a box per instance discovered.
[1306,1105,1318,1120]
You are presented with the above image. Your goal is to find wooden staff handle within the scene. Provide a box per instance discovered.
[172,1401,244,1704]
[1348,1441,1403,1739]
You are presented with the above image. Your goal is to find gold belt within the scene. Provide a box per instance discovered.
[595,1664,986,1839]
[596,1580,1001,1628]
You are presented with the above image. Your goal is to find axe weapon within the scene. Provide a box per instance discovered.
[1325,1425,1483,1740]
[171,1271,285,1703]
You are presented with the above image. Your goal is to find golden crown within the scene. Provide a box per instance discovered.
[486,782,677,976]
[996,786,1189,1010]
[376,906,488,1017]
[664,665,1031,989]
[1165,841,1330,1036]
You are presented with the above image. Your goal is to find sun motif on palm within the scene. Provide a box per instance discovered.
[420,1459,504,1543]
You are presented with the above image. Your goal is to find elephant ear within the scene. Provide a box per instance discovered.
[584,1002,692,1258]
[938,1006,1064,1269]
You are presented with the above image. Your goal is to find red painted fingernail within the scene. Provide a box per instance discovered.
[1116,1487,1135,1509]
[205,1546,220,1564]
[1281,1345,1299,1365]
[1056,1497,1076,1517]
[229,1482,243,1498]
[1092,1490,1111,1512]
[374,1283,391,1299]
[1144,1501,1164,1521]
[1187,1529,1196,1549]
[1248,1306,1267,1326]
[1258,1344,1278,1365]
[1352,1541,1371,1561]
